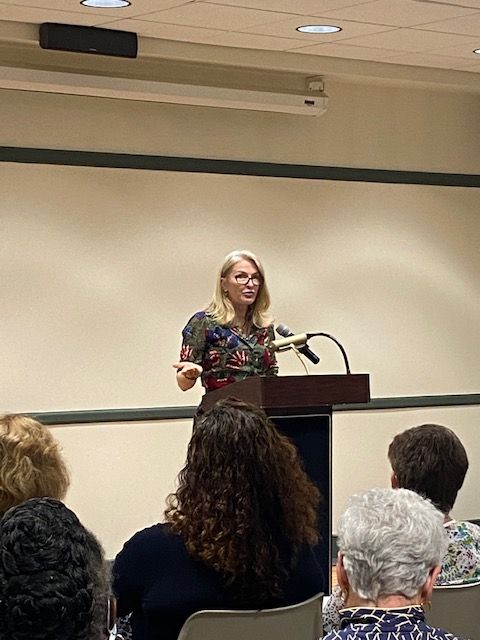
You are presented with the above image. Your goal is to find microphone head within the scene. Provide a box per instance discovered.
[275,323,292,337]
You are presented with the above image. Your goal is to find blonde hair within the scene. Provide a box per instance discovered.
[205,249,272,327]
[0,414,70,516]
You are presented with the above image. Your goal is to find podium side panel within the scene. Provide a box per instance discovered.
[269,411,332,594]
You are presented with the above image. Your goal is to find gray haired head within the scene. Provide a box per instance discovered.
[338,487,447,602]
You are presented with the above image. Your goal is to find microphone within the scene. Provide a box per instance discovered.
[271,332,309,351]
[274,324,320,364]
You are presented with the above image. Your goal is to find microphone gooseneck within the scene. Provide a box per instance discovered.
[311,332,351,375]
[274,324,351,374]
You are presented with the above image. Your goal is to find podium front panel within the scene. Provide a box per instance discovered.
[269,410,332,594]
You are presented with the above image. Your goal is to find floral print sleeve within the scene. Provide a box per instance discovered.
[437,521,480,585]
[180,311,278,392]
[180,311,209,366]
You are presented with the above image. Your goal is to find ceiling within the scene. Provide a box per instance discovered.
[0,0,479,92]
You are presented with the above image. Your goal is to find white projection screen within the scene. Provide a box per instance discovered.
[1,160,479,413]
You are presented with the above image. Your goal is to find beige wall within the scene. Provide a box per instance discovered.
[53,419,194,559]
[1,71,479,558]
[2,167,478,411]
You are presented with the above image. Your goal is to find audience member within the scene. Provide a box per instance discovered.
[323,423,480,632]
[0,497,109,640]
[0,413,70,516]
[322,488,460,640]
[388,423,480,584]
[113,398,325,640]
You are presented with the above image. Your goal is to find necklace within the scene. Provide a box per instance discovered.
[233,324,248,338]
[232,319,251,338]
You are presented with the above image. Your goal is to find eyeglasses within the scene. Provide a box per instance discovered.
[234,274,262,286]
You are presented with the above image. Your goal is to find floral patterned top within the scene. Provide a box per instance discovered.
[322,606,459,640]
[323,520,480,633]
[180,311,278,393]
[439,520,480,584]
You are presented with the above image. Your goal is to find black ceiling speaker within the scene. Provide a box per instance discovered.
[39,23,138,58]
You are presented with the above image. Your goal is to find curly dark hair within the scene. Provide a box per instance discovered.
[388,423,469,514]
[165,398,320,604]
[0,498,108,640]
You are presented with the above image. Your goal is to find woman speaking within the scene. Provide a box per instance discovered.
[173,249,278,393]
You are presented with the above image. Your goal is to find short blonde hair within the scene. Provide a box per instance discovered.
[0,414,70,516]
[205,249,272,327]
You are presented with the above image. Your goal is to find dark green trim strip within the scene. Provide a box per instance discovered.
[1,146,479,187]
[30,394,480,426]
[335,393,480,412]
[31,406,198,425]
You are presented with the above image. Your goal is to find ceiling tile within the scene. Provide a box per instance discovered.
[198,0,378,13]
[0,5,100,25]
[96,18,224,44]
[0,0,479,81]
[288,41,399,62]
[205,31,301,50]
[429,0,480,6]
[241,15,395,40]
[382,51,480,71]
[320,0,478,27]
[0,0,187,18]
[426,41,480,60]
[339,27,478,51]
[131,3,283,30]
[416,12,480,37]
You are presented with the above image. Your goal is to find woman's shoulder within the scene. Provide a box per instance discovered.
[282,544,326,604]
[185,311,233,330]
[116,524,180,562]
[182,312,211,337]
[185,311,226,327]
[185,310,208,324]
[447,520,480,542]
[438,520,480,585]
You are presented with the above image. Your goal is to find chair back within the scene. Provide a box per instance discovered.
[177,592,323,640]
[428,581,480,640]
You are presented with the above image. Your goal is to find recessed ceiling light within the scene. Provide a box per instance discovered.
[474,48,480,55]
[296,25,342,34]
[80,0,131,7]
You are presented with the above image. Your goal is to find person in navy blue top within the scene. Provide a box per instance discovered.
[113,398,325,640]
[323,488,461,640]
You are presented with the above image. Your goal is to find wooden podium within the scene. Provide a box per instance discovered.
[199,373,370,593]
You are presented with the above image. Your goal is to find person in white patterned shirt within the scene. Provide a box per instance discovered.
[323,423,480,633]
[322,488,461,640]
